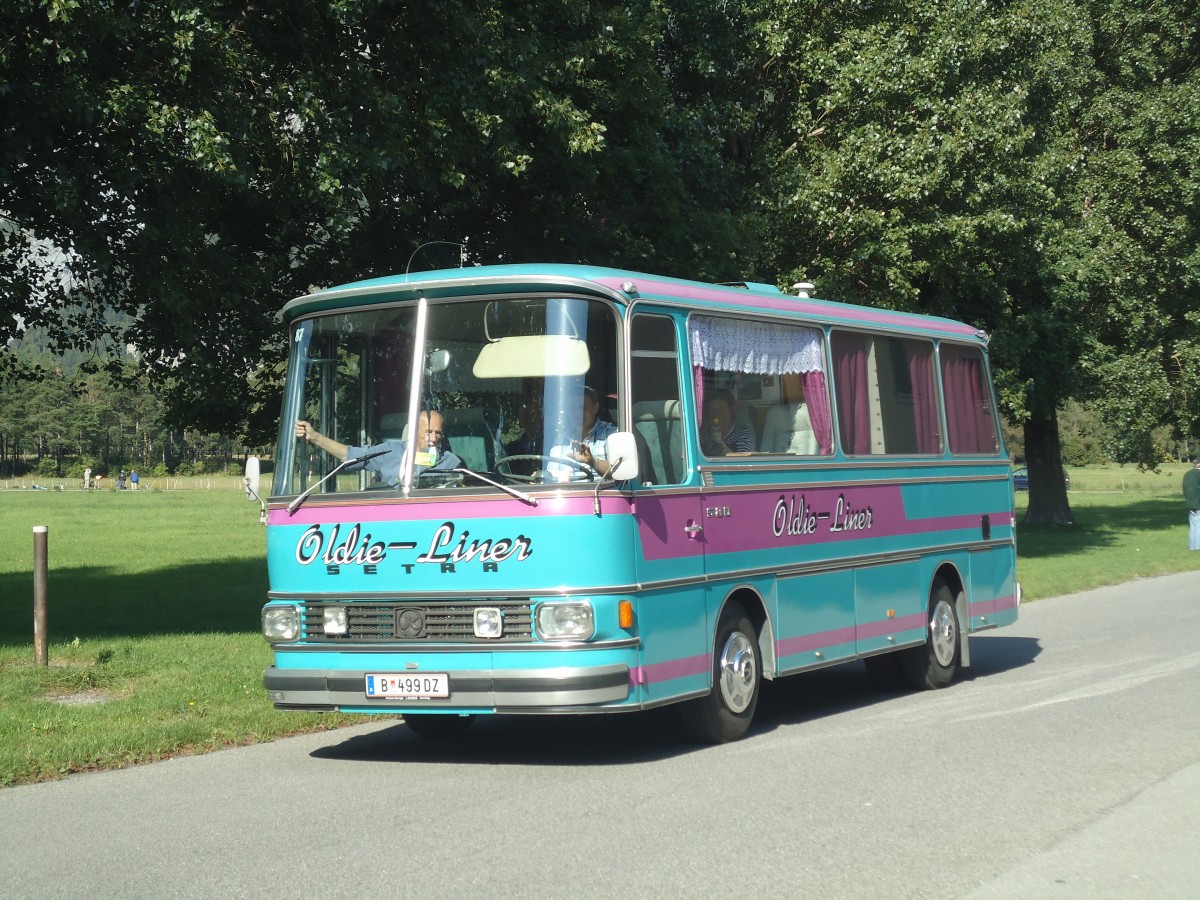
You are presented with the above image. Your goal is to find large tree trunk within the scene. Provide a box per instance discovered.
[1023,408,1074,524]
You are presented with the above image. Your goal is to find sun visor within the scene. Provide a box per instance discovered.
[472,335,591,379]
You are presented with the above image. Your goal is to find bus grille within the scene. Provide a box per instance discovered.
[301,600,534,643]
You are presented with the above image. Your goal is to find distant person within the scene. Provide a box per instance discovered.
[1185,455,1200,550]
[83,467,92,491]
[296,409,462,488]
[117,470,127,490]
[130,469,139,490]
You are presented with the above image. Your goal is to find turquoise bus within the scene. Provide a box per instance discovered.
[259,264,1018,742]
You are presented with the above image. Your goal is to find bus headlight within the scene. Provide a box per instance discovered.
[536,602,594,641]
[262,605,301,642]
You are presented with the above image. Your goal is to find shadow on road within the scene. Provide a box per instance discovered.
[309,635,1041,767]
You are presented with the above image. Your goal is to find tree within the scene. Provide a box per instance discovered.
[2,1,754,440]
[747,0,1092,522]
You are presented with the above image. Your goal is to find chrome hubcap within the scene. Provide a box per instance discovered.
[718,631,757,713]
[930,599,958,668]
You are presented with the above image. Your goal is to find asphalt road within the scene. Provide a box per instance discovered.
[2,572,1198,899]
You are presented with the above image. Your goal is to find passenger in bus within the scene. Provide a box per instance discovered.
[702,389,756,456]
[549,385,617,479]
[295,409,462,487]
[503,390,544,476]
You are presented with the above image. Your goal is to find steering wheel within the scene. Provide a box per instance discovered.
[495,454,596,483]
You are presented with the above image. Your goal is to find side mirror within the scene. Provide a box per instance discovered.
[245,456,261,499]
[244,455,266,525]
[605,432,641,482]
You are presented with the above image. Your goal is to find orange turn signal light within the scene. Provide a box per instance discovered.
[619,600,634,630]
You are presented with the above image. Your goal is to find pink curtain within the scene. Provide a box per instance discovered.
[833,336,870,455]
[909,344,940,454]
[941,346,998,454]
[801,370,834,454]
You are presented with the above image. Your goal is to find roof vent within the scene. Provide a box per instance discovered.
[792,282,815,298]
[718,281,783,293]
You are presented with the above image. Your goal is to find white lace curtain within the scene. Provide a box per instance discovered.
[689,315,823,374]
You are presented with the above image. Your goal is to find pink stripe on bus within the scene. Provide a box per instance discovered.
[970,594,1018,616]
[630,653,711,686]
[270,493,634,526]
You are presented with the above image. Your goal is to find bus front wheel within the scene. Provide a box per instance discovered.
[900,580,961,690]
[680,603,761,744]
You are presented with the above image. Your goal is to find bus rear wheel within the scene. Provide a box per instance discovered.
[900,579,961,690]
[403,713,475,739]
[680,603,761,744]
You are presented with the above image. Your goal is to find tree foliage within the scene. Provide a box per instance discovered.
[4,1,1200,523]
[2,0,752,438]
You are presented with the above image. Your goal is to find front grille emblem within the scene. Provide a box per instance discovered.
[396,608,426,638]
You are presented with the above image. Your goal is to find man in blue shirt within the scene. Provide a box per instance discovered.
[296,409,462,488]
[549,385,617,480]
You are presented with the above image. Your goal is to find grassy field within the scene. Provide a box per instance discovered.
[0,487,361,786]
[1,464,1197,785]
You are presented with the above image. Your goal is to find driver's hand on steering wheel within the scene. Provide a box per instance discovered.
[572,442,595,466]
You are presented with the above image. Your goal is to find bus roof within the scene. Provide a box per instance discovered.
[283,263,985,342]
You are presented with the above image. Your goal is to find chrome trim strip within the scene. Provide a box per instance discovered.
[270,636,642,653]
[776,641,925,678]
[267,586,641,601]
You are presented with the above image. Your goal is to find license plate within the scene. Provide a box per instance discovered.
[364,673,450,699]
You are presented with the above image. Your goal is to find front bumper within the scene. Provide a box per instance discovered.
[264,662,630,712]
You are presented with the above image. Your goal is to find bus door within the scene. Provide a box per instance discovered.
[628,312,710,705]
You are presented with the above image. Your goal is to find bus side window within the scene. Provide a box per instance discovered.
[689,315,833,457]
[832,331,940,455]
[630,314,684,485]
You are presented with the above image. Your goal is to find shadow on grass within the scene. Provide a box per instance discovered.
[0,558,266,646]
[1016,495,1184,559]
[310,635,1041,767]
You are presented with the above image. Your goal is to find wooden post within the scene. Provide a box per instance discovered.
[33,525,48,667]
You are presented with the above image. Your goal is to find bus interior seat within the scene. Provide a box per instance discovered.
[633,399,682,485]
[442,408,496,472]
[380,412,407,440]
[761,402,819,455]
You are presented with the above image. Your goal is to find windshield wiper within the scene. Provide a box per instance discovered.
[287,449,390,515]
[451,468,538,506]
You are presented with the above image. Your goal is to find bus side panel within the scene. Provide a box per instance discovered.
[775,569,857,674]
[969,544,1020,630]
[628,586,712,706]
[854,560,926,656]
[631,492,710,706]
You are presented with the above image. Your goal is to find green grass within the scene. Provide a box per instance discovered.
[0,488,362,786]
[1,465,1198,785]
[1015,462,1200,600]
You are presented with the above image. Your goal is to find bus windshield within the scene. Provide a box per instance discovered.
[272,294,621,497]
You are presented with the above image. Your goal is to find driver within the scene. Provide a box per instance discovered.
[548,386,616,480]
[296,409,462,488]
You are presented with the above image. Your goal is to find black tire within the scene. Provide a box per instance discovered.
[680,603,761,743]
[899,579,962,690]
[403,713,475,739]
